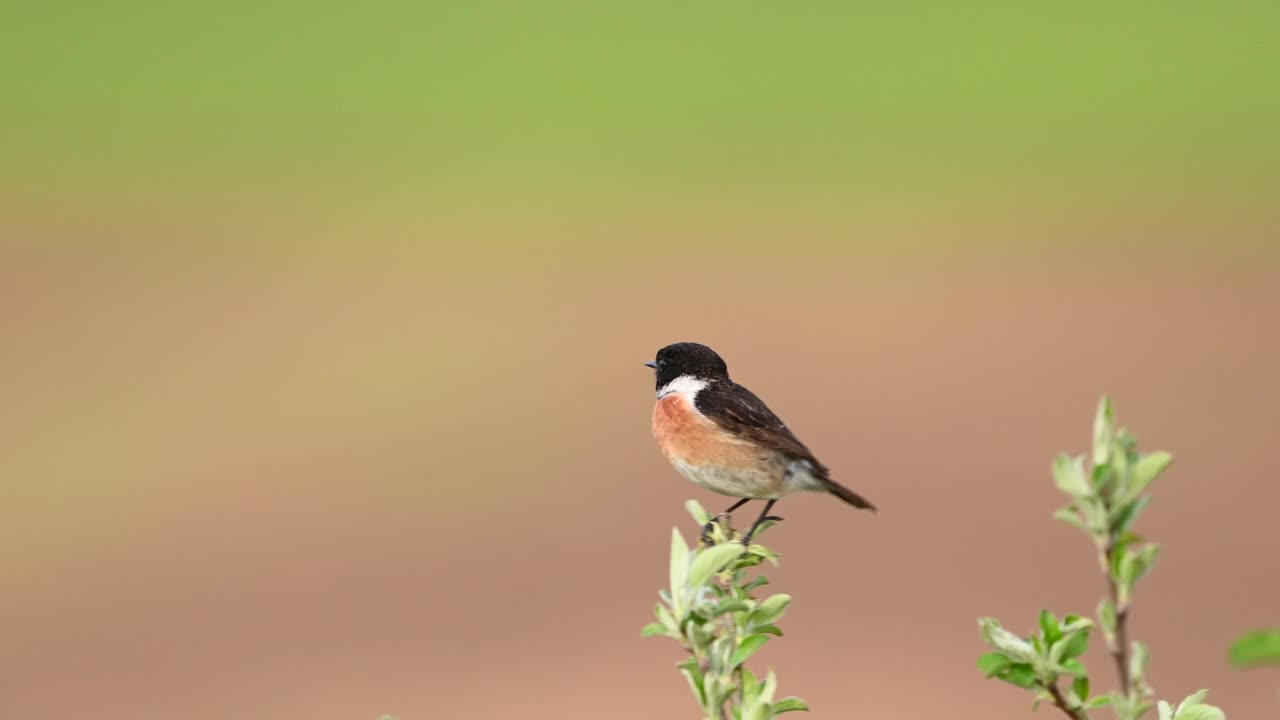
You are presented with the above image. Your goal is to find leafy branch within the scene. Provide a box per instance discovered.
[977,397,1225,720]
[643,500,809,720]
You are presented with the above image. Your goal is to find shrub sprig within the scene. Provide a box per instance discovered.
[643,500,810,720]
[977,398,1225,720]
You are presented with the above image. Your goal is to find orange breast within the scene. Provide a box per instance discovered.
[652,393,759,468]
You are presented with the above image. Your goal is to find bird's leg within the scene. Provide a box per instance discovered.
[741,499,782,545]
[701,497,752,544]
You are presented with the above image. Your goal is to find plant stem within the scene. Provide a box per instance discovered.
[1102,540,1132,696]
[1045,680,1088,720]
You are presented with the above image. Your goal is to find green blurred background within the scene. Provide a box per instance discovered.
[3,2,1278,718]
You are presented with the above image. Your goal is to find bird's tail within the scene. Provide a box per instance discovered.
[820,477,877,511]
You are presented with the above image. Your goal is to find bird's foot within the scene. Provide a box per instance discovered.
[700,513,732,546]
[741,516,783,545]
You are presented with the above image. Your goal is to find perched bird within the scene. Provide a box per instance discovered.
[646,342,875,543]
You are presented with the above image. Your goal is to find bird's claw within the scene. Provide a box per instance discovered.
[700,513,732,545]
[699,521,716,545]
[741,516,783,545]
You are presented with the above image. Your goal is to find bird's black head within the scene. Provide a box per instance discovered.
[645,342,730,390]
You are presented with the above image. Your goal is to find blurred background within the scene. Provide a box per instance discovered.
[3,2,1278,718]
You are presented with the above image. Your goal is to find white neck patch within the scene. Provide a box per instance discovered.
[657,374,709,400]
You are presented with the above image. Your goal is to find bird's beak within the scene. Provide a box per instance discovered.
[644,361,657,369]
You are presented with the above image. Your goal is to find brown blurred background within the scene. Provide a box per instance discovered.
[3,2,1280,718]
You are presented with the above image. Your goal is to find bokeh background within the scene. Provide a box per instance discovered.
[3,2,1278,718]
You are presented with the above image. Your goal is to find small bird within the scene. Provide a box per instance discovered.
[646,342,875,544]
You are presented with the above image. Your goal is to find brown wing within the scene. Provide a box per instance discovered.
[696,381,878,511]
[694,381,830,477]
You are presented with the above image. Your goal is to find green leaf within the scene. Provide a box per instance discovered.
[711,599,752,617]
[1228,628,1280,668]
[1073,676,1090,702]
[678,658,706,705]
[742,575,771,592]
[743,676,775,720]
[760,670,778,703]
[979,618,1037,662]
[1077,495,1109,535]
[1059,659,1085,676]
[730,634,772,668]
[685,499,711,526]
[1170,689,1225,720]
[670,528,690,601]
[1110,439,1131,485]
[1110,532,1134,578]
[1129,641,1149,683]
[1110,495,1151,535]
[1092,461,1113,490]
[656,603,675,627]
[1178,690,1210,707]
[1113,692,1152,720]
[996,663,1038,689]
[1120,544,1161,588]
[1059,627,1090,660]
[978,652,1012,677]
[686,619,711,647]
[1137,544,1161,582]
[1127,451,1172,499]
[1085,695,1112,708]
[1098,598,1117,635]
[641,623,668,637]
[1040,609,1063,645]
[1053,454,1091,496]
[773,697,810,714]
[1061,615,1093,634]
[747,543,780,563]
[754,624,784,637]
[1181,704,1225,720]
[1053,506,1087,530]
[688,543,747,589]
[749,594,793,627]
[1093,396,1115,465]
[742,668,762,706]
[1118,530,1144,545]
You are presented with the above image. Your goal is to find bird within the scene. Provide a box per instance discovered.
[645,342,875,544]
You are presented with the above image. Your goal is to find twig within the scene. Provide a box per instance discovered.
[1102,540,1132,696]
[1045,680,1087,720]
